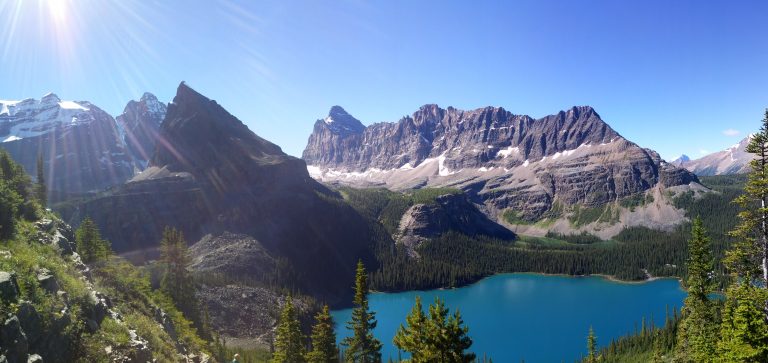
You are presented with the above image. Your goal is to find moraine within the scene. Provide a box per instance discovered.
[331,273,685,363]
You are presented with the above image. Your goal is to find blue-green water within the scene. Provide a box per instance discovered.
[331,273,686,363]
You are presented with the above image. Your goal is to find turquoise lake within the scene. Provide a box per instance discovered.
[331,273,686,363]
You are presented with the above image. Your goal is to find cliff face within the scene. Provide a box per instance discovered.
[304,105,699,220]
[397,193,515,256]
[69,83,378,302]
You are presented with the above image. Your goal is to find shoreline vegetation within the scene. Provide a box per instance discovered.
[370,271,681,296]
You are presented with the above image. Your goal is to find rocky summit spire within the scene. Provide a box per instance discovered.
[321,105,365,135]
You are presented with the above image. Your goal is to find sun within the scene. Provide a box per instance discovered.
[47,0,68,24]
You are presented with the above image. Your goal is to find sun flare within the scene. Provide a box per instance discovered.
[47,0,68,24]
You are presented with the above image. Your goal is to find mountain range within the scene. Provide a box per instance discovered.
[0,92,167,201]
[0,83,751,350]
[304,104,702,237]
[677,135,753,176]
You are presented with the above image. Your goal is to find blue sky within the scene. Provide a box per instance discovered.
[1,0,766,159]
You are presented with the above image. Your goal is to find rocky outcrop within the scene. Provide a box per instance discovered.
[189,232,276,280]
[397,193,515,256]
[65,82,379,303]
[196,284,315,349]
[304,105,701,220]
[680,135,753,176]
[115,92,167,170]
[0,95,135,195]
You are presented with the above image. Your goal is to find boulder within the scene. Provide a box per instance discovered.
[50,231,73,256]
[35,269,59,294]
[26,355,42,363]
[16,302,41,347]
[126,330,152,363]
[86,291,111,325]
[35,314,72,361]
[1,316,28,363]
[34,219,54,232]
[0,272,19,302]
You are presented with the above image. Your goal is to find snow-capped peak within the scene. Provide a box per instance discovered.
[0,93,95,140]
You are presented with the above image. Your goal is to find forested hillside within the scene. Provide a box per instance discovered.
[339,174,744,292]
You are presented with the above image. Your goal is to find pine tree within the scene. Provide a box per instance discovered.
[0,180,21,239]
[159,227,197,319]
[586,326,597,363]
[75,217,112,263]
[342,260,382,363]
[393,296,428,361]
[718,283,768,362]
[272,296,307,363]
[718,109,768,360]
[393,296,474,363]
[307,304,339,363]
[676,217,717,362]
[35,153,46,207]
[441,304,474,363]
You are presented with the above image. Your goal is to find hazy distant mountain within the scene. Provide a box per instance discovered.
[671,154,690,166]
[681,136,753,176]
[303,104,699,224]
[0,94,135,194]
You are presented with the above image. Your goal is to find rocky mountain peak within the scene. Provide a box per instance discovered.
[321,105,365,135]
[140,92,158,102]
[116,92,168,169]
[681,134,754,175]
[40,92,61,105]
[304,103,699,221]
[148,82,301,187]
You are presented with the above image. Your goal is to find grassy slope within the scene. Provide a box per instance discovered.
[0,208,214,361]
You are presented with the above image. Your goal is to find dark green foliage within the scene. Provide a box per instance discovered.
[0,180,22,239]
[370,230,688,291]
[307,305,339,363]
[716,109,768,361]
[717,283,768,362]
[342,260,382,363]
[619,193,654,211]
[586,326,598,363]
[545,231,601,244]
[583,311,680,363]
[569,204,618,227]
[339,187,460,235]
[75,217,112,263]
[36,153,46,207]
[91,257,209,361]
[272,296,307,363]
[393,296,475,362]
[159,227,199,325]
[502,210,531,225]
[675,217,718,362]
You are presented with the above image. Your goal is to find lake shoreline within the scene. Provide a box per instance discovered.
[334,271,687,362]
[370,271,683,296]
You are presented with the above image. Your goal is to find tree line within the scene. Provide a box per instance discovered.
[270,260,478,363]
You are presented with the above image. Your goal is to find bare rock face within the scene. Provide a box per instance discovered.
[115,92,167,170]
[0,94,135,195]
[397,193,515,255]
[196,285,315,350]
[188,232,276,280]
[68,82,378,302]
[304,105,700,220]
